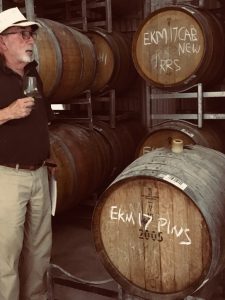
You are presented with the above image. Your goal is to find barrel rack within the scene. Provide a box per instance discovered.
[58,0,118,129]
[145,83,225,128]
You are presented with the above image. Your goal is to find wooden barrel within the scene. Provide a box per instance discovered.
[136,120,225,157]
[86,28,135,94]
[49,119,145,214]
[94,120,147,180]
[132,6,225,91]
[92,145,225,299]
[49,122,112,213]
[34,18,96,103]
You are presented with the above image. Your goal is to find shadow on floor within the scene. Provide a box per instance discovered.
[51,205,118,300]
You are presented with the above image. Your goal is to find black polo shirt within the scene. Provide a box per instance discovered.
[0,59,52,165]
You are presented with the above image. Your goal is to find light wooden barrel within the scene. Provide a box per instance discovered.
[34,18,96,103]
[132,6,225,91]
[136,120,225,157]
[86,28,135,94]
[93,145,225,299]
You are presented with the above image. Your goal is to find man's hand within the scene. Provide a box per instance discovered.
[7,97,35,119]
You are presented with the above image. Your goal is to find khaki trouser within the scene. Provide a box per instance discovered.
[0,165,52,300]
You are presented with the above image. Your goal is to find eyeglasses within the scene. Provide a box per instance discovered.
[1,31,37,40]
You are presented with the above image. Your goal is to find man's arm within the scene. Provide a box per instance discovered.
[0,97,35,125]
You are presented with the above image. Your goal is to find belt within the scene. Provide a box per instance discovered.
[0,161,57,171]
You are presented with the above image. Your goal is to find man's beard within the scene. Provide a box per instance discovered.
[20,52,34,63]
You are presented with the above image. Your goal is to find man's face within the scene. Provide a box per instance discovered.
[1,26,36,64]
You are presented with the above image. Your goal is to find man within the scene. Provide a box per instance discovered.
[0,7,52,300]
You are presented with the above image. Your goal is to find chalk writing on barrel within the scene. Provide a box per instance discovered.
[143,25,201,74]
[143,26,199,45]
[110,205,191,245]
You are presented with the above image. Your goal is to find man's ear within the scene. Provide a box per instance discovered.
[0,35,7,50]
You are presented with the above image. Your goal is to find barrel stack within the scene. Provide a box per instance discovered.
[31,16,142,215]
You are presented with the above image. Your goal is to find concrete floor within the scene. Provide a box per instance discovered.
[50,205,118,300]
[50,205,225,300]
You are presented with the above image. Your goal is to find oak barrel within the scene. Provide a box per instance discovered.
[132,6,225,91]
[94,120,147,180]
[136,120,225,157]
[49,122,111,213]
[93,145,225,299]
[34,18,96,103]
[86,28,135,94]
[49,120,145,214]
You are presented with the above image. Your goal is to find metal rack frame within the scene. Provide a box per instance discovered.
[64,0,112,32]
[75,0,117,128]
[47,0,116,129]
[51,90,94,130]
[47,264,118,300]
[148,83,225,129]
[93,89,116,128]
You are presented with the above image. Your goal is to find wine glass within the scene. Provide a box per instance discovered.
[23,76,41,99]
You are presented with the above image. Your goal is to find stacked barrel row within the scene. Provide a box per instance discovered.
[16,2,225,95]
[34,4,225,95]
[33,5,225,98]
[34,18,135,103]
[49,119,146,214]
